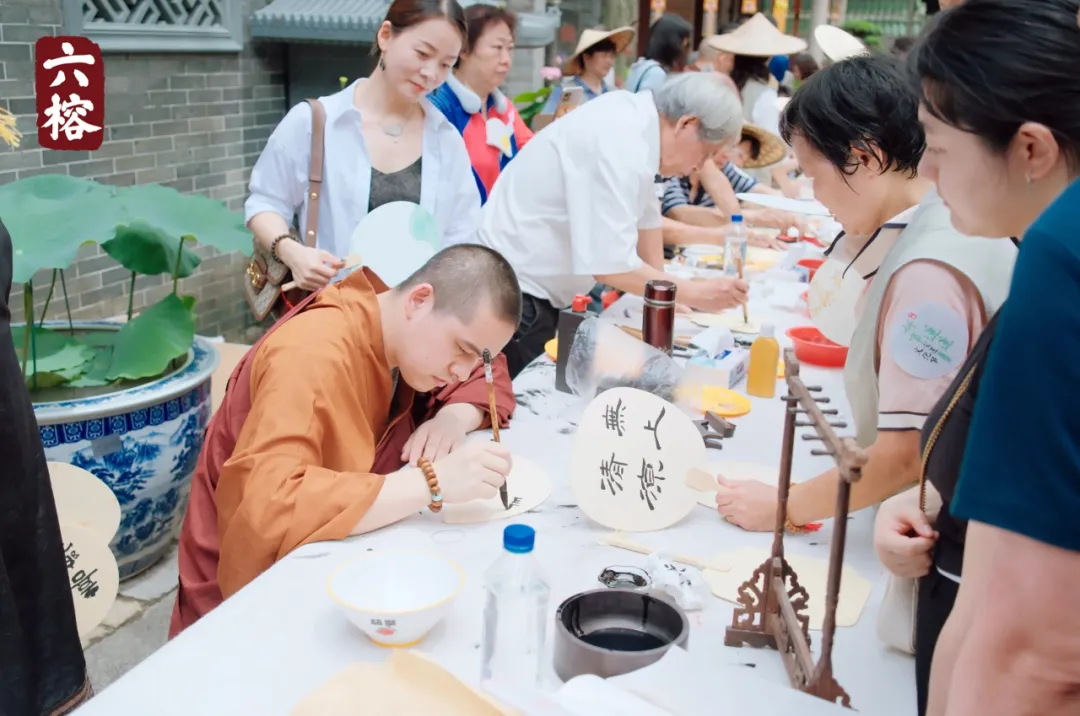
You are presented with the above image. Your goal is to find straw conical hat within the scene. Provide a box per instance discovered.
[705,13,807,58]
[814,25,868,62]
[741,123,787,169]
[563,26,635,75]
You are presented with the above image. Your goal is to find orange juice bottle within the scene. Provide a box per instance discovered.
[746,324,780,398]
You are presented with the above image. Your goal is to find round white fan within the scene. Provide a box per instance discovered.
[348,202,442,287]
[815,25,870,63]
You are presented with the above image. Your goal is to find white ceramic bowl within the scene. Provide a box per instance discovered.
[327,550,465,647]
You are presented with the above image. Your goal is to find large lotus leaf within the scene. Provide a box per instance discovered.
[0,175,124,283]
[105,294,195,381]
[114,184,253,257]
[101,221,201,278]
[12,324,95,377]
[66,332,116,387]
[33,365,86,389]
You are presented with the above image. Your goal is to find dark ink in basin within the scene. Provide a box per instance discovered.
[579,627,668,652]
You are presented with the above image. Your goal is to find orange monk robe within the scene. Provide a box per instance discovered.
[169,268,515,637]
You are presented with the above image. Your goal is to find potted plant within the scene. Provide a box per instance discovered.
[0,174,252,579]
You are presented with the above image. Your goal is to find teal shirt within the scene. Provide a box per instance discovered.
[952,180,1080,551]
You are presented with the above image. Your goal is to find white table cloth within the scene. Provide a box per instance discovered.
[74,278,916,716]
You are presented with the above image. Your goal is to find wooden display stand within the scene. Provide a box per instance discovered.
[723,349,867,708]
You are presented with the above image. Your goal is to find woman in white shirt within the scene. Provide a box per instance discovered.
[245,0,481,291]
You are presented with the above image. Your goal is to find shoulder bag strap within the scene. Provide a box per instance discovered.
[302,98,327,249]
[918,364,978,512]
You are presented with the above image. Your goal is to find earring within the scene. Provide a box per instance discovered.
[1026,172,1033,186]
[379,56,386,72]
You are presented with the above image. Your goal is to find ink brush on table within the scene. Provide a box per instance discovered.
[734,254,749,326]
[482,349,510,510]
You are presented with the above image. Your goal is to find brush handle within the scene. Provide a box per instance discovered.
[734,255,749,324]
[488,388,501,443]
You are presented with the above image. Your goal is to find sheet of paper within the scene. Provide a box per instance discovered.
[702,546,872,630]
[736,193,832,217]
[291,651,512,715]
[689,313,761,334]
[608,646,851,714]
[442,454,552,525]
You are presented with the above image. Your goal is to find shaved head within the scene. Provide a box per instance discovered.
[395,244,522,326]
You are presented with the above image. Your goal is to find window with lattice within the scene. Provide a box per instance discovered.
[62,0,244,53]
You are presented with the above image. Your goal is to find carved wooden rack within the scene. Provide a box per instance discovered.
[724,349,869,709]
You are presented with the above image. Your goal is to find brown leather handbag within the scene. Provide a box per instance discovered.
[243,98,327,322]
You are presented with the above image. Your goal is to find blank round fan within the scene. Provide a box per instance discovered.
[348,202,441,287]
[48,461,121,542]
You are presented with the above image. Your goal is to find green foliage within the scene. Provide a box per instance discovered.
[513,86,553,129]
[102,223,201,278]
[0,175,120,284]
[105,294,197,381]
[841,20,884,49]
[1,174,253,393]
[12,324,96,388]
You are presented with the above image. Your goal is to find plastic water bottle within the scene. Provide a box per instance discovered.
[723,214,748,277]
[481,524,550,692]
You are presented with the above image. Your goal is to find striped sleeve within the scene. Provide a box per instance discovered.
[722,161,758,194]
[661,177,691,215]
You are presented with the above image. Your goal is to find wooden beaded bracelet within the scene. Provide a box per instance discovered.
[417,457,443,513]
[269,232,298,263]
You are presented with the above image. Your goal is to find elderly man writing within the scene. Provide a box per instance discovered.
[170,245,522,636]
[473,72,750,376]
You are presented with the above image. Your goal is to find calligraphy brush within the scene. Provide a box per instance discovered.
[734,254,749,325]
[482,349,510,510]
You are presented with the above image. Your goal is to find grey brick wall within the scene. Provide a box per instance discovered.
[0,0,286,343]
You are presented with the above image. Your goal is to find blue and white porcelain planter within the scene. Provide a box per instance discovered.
[32,322,219,580]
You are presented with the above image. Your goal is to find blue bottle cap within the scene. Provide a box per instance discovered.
[731,214,743,223]
[503,524,535,554]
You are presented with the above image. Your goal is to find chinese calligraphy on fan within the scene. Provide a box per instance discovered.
[64,541,101,600]
[600,399,668,511]
[35,36,105,151]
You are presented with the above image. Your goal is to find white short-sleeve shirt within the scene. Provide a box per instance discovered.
[469,90,663,308]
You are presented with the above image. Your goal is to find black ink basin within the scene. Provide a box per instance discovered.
[553,588,689,681]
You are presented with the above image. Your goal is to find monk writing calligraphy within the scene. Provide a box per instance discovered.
[170,245,521,637]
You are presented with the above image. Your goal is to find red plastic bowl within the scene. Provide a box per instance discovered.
[786,326,848,368]
[797,258,825,281]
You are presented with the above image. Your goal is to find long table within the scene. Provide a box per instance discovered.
[74,278,916,715]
